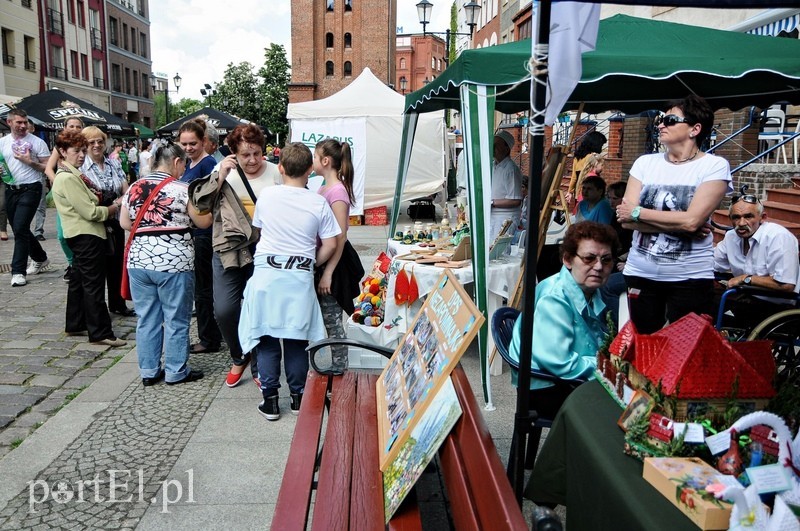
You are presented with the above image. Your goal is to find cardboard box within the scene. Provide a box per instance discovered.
[642,457,733,530]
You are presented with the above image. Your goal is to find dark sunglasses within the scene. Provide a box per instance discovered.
[654,114,693,127]
[575,253,614,266]
[731,194,761,205]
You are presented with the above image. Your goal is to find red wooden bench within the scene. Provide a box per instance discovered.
[272,341,528,530]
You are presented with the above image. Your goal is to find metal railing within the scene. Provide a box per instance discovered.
[93,77,104,89]
[47,8,63,36]
[51,66,67,80]
[21,0,32,8]
[25,60,35,71]
[2,54,14,66]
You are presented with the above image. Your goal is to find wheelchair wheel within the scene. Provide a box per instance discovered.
[747,309,800,386]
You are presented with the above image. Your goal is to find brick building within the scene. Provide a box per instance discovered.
[106,0,153,127]
[289,0,396,104]
[395,34,446,95]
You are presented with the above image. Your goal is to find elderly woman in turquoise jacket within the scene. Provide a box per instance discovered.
[509,221,618,418]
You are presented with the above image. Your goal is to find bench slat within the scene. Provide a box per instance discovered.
[448,366,528,531]
[388,491,424,531]
[312,372,357,531]
[272,371,329,531]
[350,372,386,530]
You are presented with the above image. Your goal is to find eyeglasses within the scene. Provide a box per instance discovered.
[732,194,761,205]
[87,139,105,145]
[575,253,614,266]
[654,114,693,127]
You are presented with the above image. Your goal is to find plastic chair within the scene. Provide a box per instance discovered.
[491,306,586,471]
[758,107,788,164]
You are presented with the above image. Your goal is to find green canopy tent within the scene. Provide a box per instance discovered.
[393,14,800,409]
[132,122,155,139]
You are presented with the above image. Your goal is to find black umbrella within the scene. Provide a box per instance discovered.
[157,107,267,137]
[2,89,136,136]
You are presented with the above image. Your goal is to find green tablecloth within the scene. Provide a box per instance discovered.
[527,380,698,531]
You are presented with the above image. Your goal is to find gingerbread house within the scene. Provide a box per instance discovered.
[751,425,780,458]
[606,313,775,421]
[647,413,675,450]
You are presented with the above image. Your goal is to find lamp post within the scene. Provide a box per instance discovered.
[399,76,407,95]
[416,0,481,66]
[200,83,215,106]
[149,72,182,124]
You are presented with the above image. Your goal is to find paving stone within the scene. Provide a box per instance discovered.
[0,384,24,395]
[23,386,52,399]
[12,412,49,428]
[0,373,33,385]
[14,365,63,376]
[28,374,71,389]
[49,358,91,369]
[3,340,45,350]
[0,393,40,407]
[73,343,112,352]
[36,348,71,358]
[0,427,31,445]
[62,377,95,390]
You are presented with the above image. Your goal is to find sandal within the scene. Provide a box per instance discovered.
[0,232,7,241]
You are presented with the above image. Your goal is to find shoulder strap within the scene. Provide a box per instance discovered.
[236,165,258,204]
[124,176,177,250]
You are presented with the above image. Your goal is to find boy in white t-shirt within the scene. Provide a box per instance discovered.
[238,142,341,421]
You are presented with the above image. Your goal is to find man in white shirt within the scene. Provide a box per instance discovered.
[127,142,139,181]
[489,130,523,242]
[713,196,799,326]
[0,109,51,286]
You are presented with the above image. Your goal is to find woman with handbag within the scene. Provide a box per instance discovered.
[80,126,133,317]
[119,142,212,386]
[211,124,281,388]
[51,130,125,347]
[313,138,364,372]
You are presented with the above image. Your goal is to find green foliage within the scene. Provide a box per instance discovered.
[152,93,202,129]
[598,312,616,358]
[626,411,650,441]
[257,43,291,146]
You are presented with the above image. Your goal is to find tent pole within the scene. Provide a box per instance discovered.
[509,0,551,504]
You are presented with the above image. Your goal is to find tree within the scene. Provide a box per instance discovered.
[257,43,290,146]
[210,62,260,123]
[151,94,202,129]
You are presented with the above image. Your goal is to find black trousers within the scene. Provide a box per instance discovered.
[6,183,47,275]
[194,233,222,349]
[105,218,127,311]
[623,275,715,334]
[65,234,115,342]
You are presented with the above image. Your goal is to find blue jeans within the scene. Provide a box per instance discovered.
[129,268,194,382]
[256,336,309,397]
[6,183,47,275]
[600,272,627,329]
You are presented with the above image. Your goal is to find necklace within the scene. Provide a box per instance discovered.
[666,149,699,164]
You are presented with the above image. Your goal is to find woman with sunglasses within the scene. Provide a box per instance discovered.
[616,95,732,334]
[508,221,618,417]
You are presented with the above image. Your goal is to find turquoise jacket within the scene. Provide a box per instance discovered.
[508,266,607,389]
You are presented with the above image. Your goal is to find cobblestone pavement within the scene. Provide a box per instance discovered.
[0,210,139,458]
[0,351,225,530]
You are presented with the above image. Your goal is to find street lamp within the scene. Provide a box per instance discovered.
[399,76,408,94]
[200,83,216,106]
[149,72,182,124]
[416,0,481,65]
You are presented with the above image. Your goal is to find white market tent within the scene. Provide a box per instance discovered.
[287,68,447,216]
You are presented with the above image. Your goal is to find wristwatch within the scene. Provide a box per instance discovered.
[744,275,752,285]
[630,206,642,223]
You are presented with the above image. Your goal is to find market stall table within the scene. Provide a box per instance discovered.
[528,380,697,531]
[346,254,522,372]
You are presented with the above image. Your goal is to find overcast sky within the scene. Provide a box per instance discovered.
[149,0,453,101]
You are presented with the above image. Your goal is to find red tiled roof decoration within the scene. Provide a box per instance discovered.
[630,313,775,400]
[609,320,637,361]
[731,340,776,384]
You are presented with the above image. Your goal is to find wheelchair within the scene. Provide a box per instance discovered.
[714,284,800,387]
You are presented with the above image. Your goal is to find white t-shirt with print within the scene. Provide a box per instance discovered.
[224,161,282,218]
[0,133,50,185]
[623,153,731,282]
[252,185,341,260]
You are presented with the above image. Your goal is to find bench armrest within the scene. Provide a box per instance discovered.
[306,338,395,375]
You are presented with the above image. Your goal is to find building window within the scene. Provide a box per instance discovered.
[122,23,128,50]
[109,18,118,46]
[70,50,79,78]
[345,0,352,11]
[130,28,136,54]
[132,69,139,96]
[50,44,66,79]
[431,57,435,69]
[67,0,75,24]
[93,58,103,88]
[1,29,14,67]
[76,0,85,27]
[24,36,35,70]
[326,32,334,48]
[344,33,352,48]
[326,60,334,77]
[81,53,88,80]
[344,61,352,77]
[125,67,131,94]
[141,72,149,97]
[111,63,121,91]
[399,58,406,69]
[139,32,147,58]
[326,0,333,11]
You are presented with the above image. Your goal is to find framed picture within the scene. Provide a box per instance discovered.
[618,390,654,432]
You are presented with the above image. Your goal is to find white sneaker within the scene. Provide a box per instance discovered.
[26,258,50,275]
[11,274,27,287]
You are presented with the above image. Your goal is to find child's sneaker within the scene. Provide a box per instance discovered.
[290,393,303,415]
[258,396,280,421]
